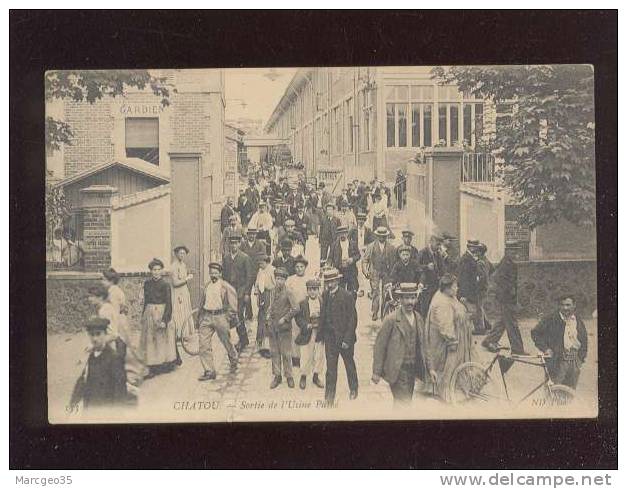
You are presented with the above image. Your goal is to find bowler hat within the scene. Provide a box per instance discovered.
[294,255,308,266]
[374,226,389,237]
[467,239,482,249]
[173,245,189,254]
[441,232,457,241]
[84,316,110,333]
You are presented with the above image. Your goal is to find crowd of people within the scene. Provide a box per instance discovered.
[69,172,589,411]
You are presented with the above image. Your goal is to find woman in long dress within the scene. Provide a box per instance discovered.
[423,273,474,402]
[139,258,177,378]
[102,268,147,395]
[170,246,194,348]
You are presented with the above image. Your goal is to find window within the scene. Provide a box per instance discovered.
[360,89,375,151]
[438,105,448,146]
[388,84,435,148]
[344,98,354,153]
[386,104,395,147]
[331,106,342,155]
[125,117,159,165]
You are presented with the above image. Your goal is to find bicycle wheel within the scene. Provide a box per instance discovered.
[179,308,200,356]
[449,361,504,406]
[545,384,576,407]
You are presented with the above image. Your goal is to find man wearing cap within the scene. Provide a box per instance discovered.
[482,244,526,356]
[272,239,296,276]
[351,211,373,254]
[457,240,484,335]
[240,227,267,320]
[319,202,340,263]
[319,268,359,402]
[292,205,311,252]
[222,235,256,351]
[391,245,423,286]
[70,317,128,410]
[329,225,360,297]
[362,227,397,321]
[372,283,426,404]
[265,267,299,389]
[196,263,239,381]
[294,279,326,390]
[397,230,420,262]
[417,235,445,319]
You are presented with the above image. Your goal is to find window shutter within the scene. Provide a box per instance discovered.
[125,118,159,148]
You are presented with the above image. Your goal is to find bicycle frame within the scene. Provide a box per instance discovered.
[480,351,553,405]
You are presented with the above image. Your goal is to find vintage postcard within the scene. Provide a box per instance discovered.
[45,66,597,423]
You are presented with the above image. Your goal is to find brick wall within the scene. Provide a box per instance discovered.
[82,207,111,271]
[64,99,114,177]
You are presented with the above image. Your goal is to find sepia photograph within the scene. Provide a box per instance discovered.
[44,64,598,424]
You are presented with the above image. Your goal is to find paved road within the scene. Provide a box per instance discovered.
[47,220,598,423]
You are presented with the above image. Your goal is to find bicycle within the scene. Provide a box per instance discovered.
[448,347,576,408]
[178,308,201,356]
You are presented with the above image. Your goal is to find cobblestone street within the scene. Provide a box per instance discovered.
[48,219,598,423]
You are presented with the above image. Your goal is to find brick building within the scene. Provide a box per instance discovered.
[46,69,229,305]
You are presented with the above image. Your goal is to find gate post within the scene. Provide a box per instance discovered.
[79,185,118,272]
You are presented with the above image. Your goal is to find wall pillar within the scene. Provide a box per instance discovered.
[424,147,463,239]
[79,185,118,272]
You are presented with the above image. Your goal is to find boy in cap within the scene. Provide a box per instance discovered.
[69,317,128,410]
[294,279,326,390]
[265,268,299,389]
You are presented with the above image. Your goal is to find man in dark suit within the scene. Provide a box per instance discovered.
[372,283,425,404]
[391,245,423,286]
[319,202,340,263]
[319,268,359,403]
[244,179,260,209]
[456,239,484,334]
[272,239,296,276]
[397,229,420,262]
[237,193,255,227]
[220,196,236,234]
[222,235,255,351]
[416,234,445,319]
[328,225,360,298]
[240,227,267,320]
[531,294,588,389]
[482,243,526,356]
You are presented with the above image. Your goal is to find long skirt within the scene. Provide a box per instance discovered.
[435,317,474,402]
[139,304,177,367]
[171,285,194,341]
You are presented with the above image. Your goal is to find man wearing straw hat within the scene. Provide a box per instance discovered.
[319,268,359,402]
[362,227,397,321]
[372,283,426,405]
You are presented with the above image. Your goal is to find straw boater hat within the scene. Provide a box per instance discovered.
[322,268,342,282]
[173,245,190,254]
[208,262,222,272]
[356,212,367,221]
[374,226,390,237]
[467,239,482,249]
[284,219,295,226]
[336,225,349,234]
[259,201,268,208]
[401,229,414,237]
[441,232,457,241]
[228,234,242,242]
[395,283,420,296]
[397,244,412,254]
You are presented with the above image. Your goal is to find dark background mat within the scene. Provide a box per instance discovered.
[10,9,617,469]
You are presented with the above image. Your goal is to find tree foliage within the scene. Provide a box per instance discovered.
[45,70,173,154]
[432,65,595,229]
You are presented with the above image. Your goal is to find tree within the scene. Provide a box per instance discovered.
[432,65,595,229]
[45,70,174,259]
[45,70,173,157]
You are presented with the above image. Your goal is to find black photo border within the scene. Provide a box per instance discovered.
[9,9,617,469]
